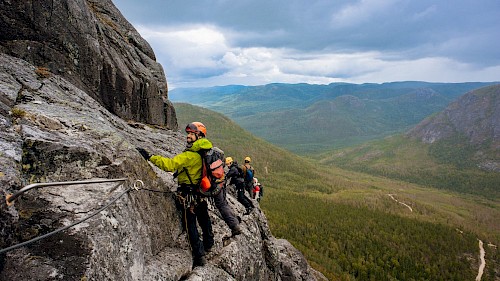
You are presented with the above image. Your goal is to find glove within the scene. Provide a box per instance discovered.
[136,147,151,160]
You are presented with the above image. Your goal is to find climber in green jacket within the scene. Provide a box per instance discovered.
[136,121,241,268]
[148,135,211,185]
[136,122,213,268]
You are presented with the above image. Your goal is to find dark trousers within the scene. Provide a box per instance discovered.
[177,185,214,259]
[212,187,239,230]
[244,181,253,197]
[236,187,254,209]
[181,199,213,258]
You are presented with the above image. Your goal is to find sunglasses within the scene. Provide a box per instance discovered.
[185,123,199,133]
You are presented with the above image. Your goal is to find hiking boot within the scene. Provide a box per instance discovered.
[204,244,213,253]
[193,256,207,267]
[231,225,242,236]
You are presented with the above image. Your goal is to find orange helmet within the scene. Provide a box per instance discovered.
[185,122,207,137]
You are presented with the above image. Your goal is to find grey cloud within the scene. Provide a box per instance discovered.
[112,0,500,87]
[116,0,499,61]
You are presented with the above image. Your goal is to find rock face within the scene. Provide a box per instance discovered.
[0,0,177,129]
[0,1,325,279]
[0,54,325,280]
[406,84,500,171]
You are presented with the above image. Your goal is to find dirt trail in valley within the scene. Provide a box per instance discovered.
[475,239,485,281]
[387,194,488,280]
[387,194,413,212]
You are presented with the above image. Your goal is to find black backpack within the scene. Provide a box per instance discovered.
[232,164,245,187]
[198,147,225,196]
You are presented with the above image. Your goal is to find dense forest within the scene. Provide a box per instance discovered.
[262,190,482,280]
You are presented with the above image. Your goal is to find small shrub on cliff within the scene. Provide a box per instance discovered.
[35,67,52,78]
[10,107,26,118]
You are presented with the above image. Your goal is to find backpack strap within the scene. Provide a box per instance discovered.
[183,167,195,185]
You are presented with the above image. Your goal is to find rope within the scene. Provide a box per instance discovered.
[140,188,169,193]
[184,205,193,253]
[133,179,168,194]
[0,182,130,254]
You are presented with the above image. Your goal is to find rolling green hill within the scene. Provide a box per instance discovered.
[319,135,500,199]
[170,82,497,154]
[174,102,500,281]
[320,85,500,199]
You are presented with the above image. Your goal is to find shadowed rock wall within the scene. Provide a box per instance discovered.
[0,0,177,129]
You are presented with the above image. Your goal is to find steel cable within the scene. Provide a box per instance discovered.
[0,182,130,254]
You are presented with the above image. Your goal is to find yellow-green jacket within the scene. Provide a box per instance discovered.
[149,138,213,185]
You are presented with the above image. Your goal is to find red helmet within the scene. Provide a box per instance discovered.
[185,122,207,137]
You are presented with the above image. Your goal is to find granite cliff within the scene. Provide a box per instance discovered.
[0,0,325,280]
[0,0,176,129]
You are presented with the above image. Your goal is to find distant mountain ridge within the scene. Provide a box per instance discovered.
[170,82,497,154]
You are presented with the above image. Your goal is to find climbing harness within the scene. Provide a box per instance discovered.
[0,178,163,255]
[175,185,199,210]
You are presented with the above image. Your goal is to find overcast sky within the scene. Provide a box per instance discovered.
[112,0,500,89]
